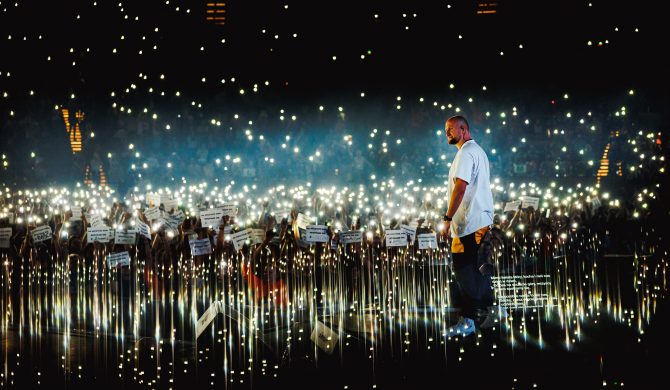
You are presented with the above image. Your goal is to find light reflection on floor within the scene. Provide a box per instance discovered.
[1,231,668,388]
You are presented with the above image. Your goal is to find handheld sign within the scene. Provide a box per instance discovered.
[339,230,363,245]
[272,209,291,220]
[296,213,313,230]
[89,214,106,228]
[0,227,11,248]
[521,196,540,209]
[114,229,137,245]
[591,197,602,209]
[146,193,161,207]
[137,220,151,240]
[219,203,238,217]
[190,238,212,256]
[163,198,178,212]
[310,320,339,354]
[504,200,521,213]
[32,225,52,243]
[231,229,251,251]
[88,226,112,243]
[200,208,224,229]
[107,251,130,268]
[400,224,417,242]
[196,301,222,339]
[249,229,265,245]
[305,225,329,243]
[144,206,161,221]
[71,206,82,221]
[417,233,438,249]
[385,229,408,247]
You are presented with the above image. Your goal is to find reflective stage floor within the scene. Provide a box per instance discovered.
[2,236,668,389]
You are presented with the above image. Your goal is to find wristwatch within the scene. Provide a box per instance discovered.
[443,214,452,222]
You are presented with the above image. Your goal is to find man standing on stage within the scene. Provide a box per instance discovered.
[442,115,501,336]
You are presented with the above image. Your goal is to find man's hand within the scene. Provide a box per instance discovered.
[440,220,451,241]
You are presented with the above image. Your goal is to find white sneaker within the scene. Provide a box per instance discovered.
[479,306,509,329]
[445,316,476,337]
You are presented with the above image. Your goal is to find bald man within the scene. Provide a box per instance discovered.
[442,115,496,337]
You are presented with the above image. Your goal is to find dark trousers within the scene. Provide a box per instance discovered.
[451,230,494,319]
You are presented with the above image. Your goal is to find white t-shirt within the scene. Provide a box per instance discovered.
[447,140,494,237]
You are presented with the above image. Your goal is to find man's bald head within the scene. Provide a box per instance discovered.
[445,115,471,146]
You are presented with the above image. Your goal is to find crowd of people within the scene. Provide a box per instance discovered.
[0,178,658,295]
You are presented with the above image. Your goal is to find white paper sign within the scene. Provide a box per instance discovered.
[88,226,112,243]
[272,209,291,220]
[160,194,172,205]
[160,216,180,235]
[400,224,417,242]
[250,229,265,245]
[200,208,224,229]
[305,225,329,243]
[418,233,438,249]
[591,197,602,209]
[0,227,11,248]
[521,196,540,209]
[146,193,161,207]
[385,229,408,247]
[144,206,161,221]
[296,213,313,230]
[504,200,522,213]
[220,203,238,217]
[195,301,222,339]
[89,214,105,227]
[310,320,338,354]
[169,210,185,222]
[114,229,137,245]
[107,251,130,268]
[339,230,363,245]
[71,206,82,221]
[32,225,52,243]
[190,238,212,256]
[231,229,251,251]
[137,220,151,240]
[163,198,178,212]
